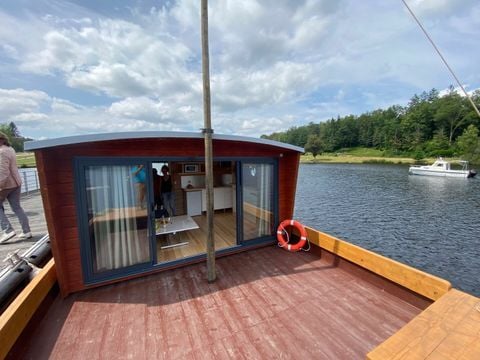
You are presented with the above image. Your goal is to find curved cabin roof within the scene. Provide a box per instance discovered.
[24,131,304,153]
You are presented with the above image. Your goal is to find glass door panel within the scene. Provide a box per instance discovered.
[242,163,274,241]
[85,164,150,274]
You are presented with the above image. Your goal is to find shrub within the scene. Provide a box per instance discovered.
[413,151,425,160]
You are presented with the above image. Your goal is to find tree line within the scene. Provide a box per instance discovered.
[261,87,480,162]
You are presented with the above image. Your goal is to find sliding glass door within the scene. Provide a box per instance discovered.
[76,158,278,284]
[241,162,275,242]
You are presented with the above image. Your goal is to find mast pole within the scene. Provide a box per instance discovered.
[201,0,216,282]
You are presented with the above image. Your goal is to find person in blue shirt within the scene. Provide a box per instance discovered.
[132,165,146,208]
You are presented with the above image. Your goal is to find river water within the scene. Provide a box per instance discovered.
[293,163,480,297]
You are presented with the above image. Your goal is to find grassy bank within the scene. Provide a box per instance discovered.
[16,152,36,167]
[301,148,418,164]
[301,153,415,164]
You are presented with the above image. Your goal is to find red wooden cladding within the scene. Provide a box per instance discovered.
[32,136,301,296]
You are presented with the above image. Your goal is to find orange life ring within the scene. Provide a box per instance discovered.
[277,219,307,252]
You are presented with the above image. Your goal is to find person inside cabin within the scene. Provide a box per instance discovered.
[132,164,146,209]
[160,165,175,216]
[152,168,162,210]
[0,131,32,243]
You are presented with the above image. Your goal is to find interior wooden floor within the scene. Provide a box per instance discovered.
[157,211,237,262]
[16,246,425,359]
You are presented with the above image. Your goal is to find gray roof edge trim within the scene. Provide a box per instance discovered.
[24,131,304,153]
[213,134,304,152]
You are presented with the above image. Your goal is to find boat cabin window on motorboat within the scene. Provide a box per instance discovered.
[25,132,303,295]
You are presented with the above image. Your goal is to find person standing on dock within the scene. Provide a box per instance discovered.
[0,131,32,243]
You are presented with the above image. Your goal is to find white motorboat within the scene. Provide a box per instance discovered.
[409,158,477,178]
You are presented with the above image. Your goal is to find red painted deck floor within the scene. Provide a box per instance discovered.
[17,247,424,359]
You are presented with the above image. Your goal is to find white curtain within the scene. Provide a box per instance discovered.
[86,165,149,272]
[257,164,273,236]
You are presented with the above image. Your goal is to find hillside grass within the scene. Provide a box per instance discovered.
[301,147,420,164]
[16,152,36,168]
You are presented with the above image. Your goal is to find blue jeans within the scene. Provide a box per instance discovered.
[0,186,31,233]
[162,192,175,216]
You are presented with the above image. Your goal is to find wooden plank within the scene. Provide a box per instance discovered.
[20,247,423,359]
[0,259,57,359]
[367,289,480,360]
[305,227,451,301]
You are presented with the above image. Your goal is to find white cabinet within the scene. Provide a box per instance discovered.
[201,187,233,211]
[186,190,202,216]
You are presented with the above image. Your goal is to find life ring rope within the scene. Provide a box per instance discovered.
[277,219,310,252]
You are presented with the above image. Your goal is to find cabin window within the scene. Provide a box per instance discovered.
[241,163,275,241]
[85,164,151,274]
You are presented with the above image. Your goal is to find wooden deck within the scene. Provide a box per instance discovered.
[13,246,426,359]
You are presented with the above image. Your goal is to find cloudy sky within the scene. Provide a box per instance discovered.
[0,0,479,140]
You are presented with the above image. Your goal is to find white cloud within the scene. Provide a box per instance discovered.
[108,96,201,126]
[407,0,477,16]
[20,18,197,98]
[438,85,480,98]
[51,98,84,114]
[0,0,479,139]
[0,88,49,117]
[11,113,50,126]
[213,61,315,111]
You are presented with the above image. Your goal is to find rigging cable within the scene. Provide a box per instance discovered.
[401,0,480,119]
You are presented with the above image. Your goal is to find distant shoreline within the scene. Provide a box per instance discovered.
[300,154,416,165]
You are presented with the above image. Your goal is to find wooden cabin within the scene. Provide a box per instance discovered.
[24,132,303,296]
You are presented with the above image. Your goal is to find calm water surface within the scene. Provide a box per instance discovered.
[294,163,480,297]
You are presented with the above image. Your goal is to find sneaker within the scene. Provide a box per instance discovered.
[17,232,32,239]
[0,231,16,243]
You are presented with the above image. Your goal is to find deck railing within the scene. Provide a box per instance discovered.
[18,168,39,194]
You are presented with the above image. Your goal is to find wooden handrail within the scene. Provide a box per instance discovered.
[305,226,451,301]
[0,259,57,359]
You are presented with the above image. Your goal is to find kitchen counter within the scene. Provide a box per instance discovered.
[183,187,203,192]
[183,186,234,214]
[182,185,232,192]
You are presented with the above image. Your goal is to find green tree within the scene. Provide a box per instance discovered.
[304,134,324,158]
[434,88,469,145]
[456,125,480,162]
[8,122,20,137]
[424,129,452,156]
[0,122,25,152]
[401,91,437,150]
[261,87,480,157]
